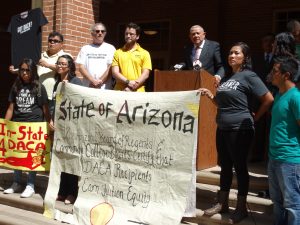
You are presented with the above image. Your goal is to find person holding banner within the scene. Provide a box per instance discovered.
[51,54,82,205]
[112,22,152,92]
[4,58,50,198]
[200,42,273,224]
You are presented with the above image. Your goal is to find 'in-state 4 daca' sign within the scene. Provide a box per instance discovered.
[0,119,51,171]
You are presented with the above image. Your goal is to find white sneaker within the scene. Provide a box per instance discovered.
[20,185,35,198]
[3,182,22,194]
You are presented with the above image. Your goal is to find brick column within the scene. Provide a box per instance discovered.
[42,0,100,57]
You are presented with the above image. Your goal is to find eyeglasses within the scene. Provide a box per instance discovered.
[56,62,68,67]
[93,30,106,34]
[20,68,30,73]
[48,39,62,44]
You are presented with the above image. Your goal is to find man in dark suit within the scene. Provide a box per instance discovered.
[251,33,275,162]
[184,25,225,86]
[253,33,275,87]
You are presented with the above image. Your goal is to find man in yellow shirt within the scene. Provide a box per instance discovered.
[112,22,152,92]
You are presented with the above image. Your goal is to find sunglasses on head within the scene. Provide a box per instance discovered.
[93,29,106,34]
[48,39,62,44]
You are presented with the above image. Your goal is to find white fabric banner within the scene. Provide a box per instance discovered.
[44,83,200,225]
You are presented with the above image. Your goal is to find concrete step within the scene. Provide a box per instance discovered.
[196,162,269,192]
[0,204,66,225]
[191,161,273,224]
[0,204,198,225]
[182,208,273,225]
[188,183,273,224]
[0,164,273,225]
[197,183,273,214]
[184,185,272,224]
[0,167,72,216]
[0,191,272,225]
[0,191,73,215]
[0,167,49,194]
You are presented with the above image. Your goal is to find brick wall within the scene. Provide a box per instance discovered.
[42,0,100,57]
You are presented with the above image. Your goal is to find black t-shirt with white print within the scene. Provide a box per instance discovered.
[8,83,48,122]
[215,70,269,130]
[7,8,48,67]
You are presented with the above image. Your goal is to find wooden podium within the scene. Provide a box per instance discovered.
[154,69,217,170]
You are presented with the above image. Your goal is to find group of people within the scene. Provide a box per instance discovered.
[1,18,300,225]
[199,20,300,225]
[76,22,152,92]
[2,22,152,204]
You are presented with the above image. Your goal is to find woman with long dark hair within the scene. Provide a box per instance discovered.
[200,42,274,223]
[4,58,50,198]
[270,32,299,84]
[50,54,82,205]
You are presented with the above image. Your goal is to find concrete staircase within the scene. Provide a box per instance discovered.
[0,162,273,225]
[0,168,67,225]
[182,161,273,225]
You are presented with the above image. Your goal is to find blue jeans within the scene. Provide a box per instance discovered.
[14,170,37,188]
[268,159,300,225]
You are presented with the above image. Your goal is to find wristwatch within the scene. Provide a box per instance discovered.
[125,79,130,84]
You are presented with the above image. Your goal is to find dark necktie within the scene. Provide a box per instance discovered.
[265,54,270,63]
[194,46,201,62]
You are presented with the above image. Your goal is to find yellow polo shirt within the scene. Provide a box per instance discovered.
[112,44,152,92]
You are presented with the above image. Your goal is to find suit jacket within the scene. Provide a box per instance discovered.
[252,52,274,85]
[184,39,225,77]
[252,53,276,109]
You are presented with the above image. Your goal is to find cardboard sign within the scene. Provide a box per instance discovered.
[0,119,51,171]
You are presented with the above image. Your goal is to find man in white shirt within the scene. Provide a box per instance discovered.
[76,22,116,89]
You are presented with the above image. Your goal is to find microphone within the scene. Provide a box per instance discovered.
[173,62,186,71]
[193,60,202,71]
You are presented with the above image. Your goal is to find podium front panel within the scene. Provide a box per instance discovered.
[154,70,217,170]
